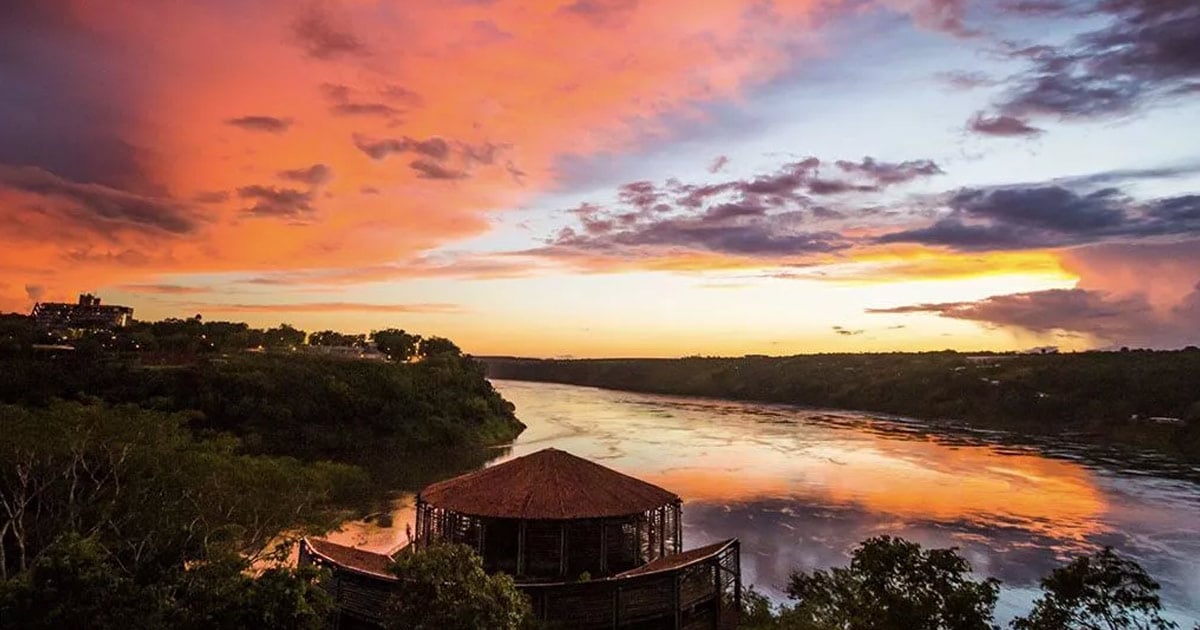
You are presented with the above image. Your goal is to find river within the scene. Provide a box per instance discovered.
[328,379,1200,625]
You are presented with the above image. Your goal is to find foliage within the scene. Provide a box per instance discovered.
[742,540,1189,630]
[264,323,306,349]
[482,352,1200,460]
[0,402,362,579]
[742,586,780,628]
[773,536,999,630]
[1012,548,1177,630]
[0,351,523,460]
[0,536,331,630]
[384,543,532,630]
[309,330,366,347]
[420,335,462,358]
[372,327,422,361]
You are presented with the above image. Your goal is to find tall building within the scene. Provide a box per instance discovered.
[31,294,134,330]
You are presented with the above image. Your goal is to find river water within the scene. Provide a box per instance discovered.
[330,379,1200,625]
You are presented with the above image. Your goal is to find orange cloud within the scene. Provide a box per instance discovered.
[1,0,860,311]
[171,301,463,315]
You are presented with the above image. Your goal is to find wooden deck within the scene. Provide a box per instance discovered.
[300,537,741,629]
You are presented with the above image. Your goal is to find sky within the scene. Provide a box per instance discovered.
[1,0,1198,357]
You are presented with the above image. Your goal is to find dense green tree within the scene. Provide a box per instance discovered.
[264,323,306,349]
[309,330,366,347]
[741,586,779,628]
[1012,548,1177,630]
[372,328,422,361]
[384,543,531,630]
[0,314,37,356]
[420,335,463,358]
[777,536,999,630]
[0,536,332,630]
[0,402,363,579]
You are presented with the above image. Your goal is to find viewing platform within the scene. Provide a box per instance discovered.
[301,448,741,629]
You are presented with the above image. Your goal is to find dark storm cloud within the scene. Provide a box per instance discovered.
[877,186,1200,250]
[278,163,333,186]
[967,113,1044,137]
[868,284,1200,347]
[291,3,368,60]
[237,185,315,218]
[0,165,199,235]
[985,0,1200,123]
[225,116,293,133]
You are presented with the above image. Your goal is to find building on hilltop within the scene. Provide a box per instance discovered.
[301,448,742,629]
[31,293,133,331]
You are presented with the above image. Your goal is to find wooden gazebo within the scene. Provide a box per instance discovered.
[414,448,682,580]
[302,448,741,628]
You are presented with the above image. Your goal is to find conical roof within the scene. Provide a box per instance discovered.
[419,448,679,520]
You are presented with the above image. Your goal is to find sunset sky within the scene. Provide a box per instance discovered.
[2,0,1198,356]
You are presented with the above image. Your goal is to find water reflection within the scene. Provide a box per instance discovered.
[330,379,1200,625]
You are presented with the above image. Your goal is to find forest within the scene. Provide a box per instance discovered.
[0,314,524,628]
[481,351,1200,461]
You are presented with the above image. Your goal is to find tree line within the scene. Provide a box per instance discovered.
[481,352,1200,461]
[0,316,527,627]
[1,312,461,363]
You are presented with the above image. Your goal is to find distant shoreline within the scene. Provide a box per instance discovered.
[479,351,1200,463]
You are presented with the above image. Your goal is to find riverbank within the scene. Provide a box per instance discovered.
[480,351,1200,461]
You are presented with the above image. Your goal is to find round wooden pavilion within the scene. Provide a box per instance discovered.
[414,448,683,580]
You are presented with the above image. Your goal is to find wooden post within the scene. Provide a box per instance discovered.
[733,543,742,624]
[613,584,622,628]
[517,521,526,577]
[559,522,567,577]
[674,502,683,554]
[599,522,608,575]
[672,571,682,629]
[659,507,666,559]
[414,503,423,547]
[713,561,722,622]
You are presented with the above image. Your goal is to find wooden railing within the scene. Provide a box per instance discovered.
[301,538,741,630]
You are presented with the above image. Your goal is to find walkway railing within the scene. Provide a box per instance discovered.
[300,537,741,629]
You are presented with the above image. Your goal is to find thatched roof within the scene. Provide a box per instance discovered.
[419,448,679,520]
